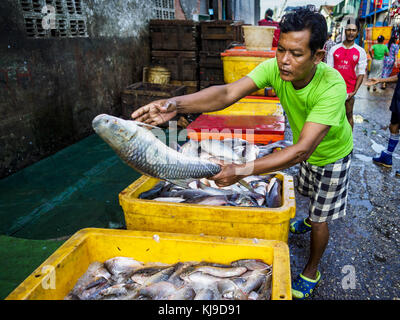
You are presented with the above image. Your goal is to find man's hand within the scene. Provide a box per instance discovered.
[346,92,356,100]
[365,78,380,86]
[208,160,246,187]
[131,99,178,126]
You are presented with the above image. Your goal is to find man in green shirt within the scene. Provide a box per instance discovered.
[370,37,389,60]
[131,8,353,299]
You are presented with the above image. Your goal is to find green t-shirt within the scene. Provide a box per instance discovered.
[247,58,353,166]
[372,44,389,60]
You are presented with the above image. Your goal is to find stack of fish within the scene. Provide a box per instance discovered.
[139,138,290,207]
[65,257,272,300]
[138,174,282,208]
[92,114,291,207]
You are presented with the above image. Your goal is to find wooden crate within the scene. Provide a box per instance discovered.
[151,50,199,81]
[200,20,244,53]
[149,19,200,51]
[121,82,187,118]
[199,51,223,68]
[199,67,224,82]
[170,80,199,94]
[199,51,224,82]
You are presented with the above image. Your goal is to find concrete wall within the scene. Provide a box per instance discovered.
[0,0,153,178]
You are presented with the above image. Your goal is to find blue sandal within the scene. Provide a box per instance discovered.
[290,218,312,234]
[292,271,321,299]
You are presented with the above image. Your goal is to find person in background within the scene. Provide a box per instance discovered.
[381,35,399,89]
[327,19,367,130]
[259,8,274,22]
[323,33,335,63]
[258,8,280,48]
[368,35,389,92]
[366,75,400,176]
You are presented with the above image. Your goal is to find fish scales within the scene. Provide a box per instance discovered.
[92,114,221,180]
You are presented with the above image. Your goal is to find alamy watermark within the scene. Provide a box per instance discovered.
[41,5,56,30]
[41,265,56,290]
[341,265,356,290]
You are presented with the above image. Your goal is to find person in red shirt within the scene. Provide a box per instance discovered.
[327,19,367,130]
[258,9,280,47]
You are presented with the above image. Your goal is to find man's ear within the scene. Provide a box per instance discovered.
[313,49,325,64]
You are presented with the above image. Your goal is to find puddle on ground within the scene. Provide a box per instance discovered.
[354,154,372,162]
[370,139,385,154]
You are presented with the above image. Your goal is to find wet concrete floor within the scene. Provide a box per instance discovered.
[283,81,400,300]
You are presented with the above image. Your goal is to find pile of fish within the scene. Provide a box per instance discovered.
[65,257,272,300]
[92,114,291,207]
[179,138,291,163]
[139,174,282,207]
[139,138,291,207]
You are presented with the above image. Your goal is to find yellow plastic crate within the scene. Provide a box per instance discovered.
[119,172,296,243]
[366,26,392,41]
[6,228,292,300]
[206,97,284,116]
[222,56,267,96]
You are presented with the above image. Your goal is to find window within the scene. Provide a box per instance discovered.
[19,0,88,38]
[153,0,175,20]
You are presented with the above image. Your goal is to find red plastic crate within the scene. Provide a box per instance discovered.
[186,114,285,144]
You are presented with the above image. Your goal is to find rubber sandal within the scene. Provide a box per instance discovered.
[291,271,321,300]
[289,218,312,234]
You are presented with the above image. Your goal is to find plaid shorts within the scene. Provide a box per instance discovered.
[297,152,352,223]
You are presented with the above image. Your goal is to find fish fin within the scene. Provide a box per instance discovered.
[165,179,194,189]
[238,179,256,193]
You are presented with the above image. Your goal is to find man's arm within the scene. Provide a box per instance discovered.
[347,74,364,100]
[131,77,259,125]
[367,74,398,85]
[210,122,331,186]
[348,47,368,99]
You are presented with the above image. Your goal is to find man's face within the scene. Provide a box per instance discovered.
[345,24,358,42]
[276,29,319,82]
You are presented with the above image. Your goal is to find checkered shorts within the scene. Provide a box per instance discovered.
[296,152,352,223]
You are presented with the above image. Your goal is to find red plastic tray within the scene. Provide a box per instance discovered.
[187,114,285,134]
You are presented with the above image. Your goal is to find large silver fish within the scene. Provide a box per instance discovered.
[92,114,221,180]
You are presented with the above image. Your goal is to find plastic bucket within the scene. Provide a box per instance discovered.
[243,26,276,51]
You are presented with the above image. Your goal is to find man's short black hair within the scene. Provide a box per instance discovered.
[279,7,327,55]
[377,35,385,43]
